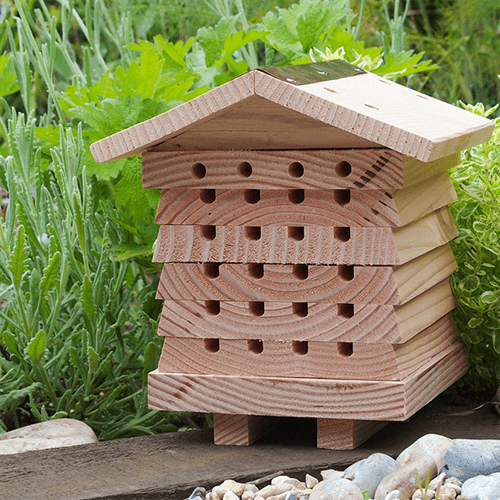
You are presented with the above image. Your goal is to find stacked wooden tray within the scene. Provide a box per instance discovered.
[146,148,467,449]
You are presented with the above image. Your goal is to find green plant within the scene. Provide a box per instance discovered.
[0,113,181,438]
[449,103,500,391]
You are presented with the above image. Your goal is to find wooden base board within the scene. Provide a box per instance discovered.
[149,340,467,421]
[156,243,457,305]
[153,207,457,266]
[212,413,388,450]
[154,172,456,228]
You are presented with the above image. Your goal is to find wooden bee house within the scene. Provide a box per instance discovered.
[91,60,494,449]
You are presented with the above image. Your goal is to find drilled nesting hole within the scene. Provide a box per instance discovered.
[244,189,260,204]
[334,189,350,206]
[191,163,206,179]
[334,226,350,242]
[204,338,220,353]
[288,226,304,241]
[335,161,352,178]
[288,189,305,204]
[337,342,353,357]
[338,265,354,281]
[248,263,264,279]
[292,264,308,280]
[292,302,308,318]
[203,262,220,279]
[249,301,265,316]
[238,161,252,178]
[288,162,304,178]
[245,226,261,240]
[201,225,216,240]
[200,189,215,203]
[248,339,263,354]
[292,340,308,356]
[205,300,220,316]
[337,303,354,319]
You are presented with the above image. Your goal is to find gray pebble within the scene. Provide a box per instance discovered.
[189,487,206,500]
[344,452,400,498]
[440,440,500,482]
[461,472,500,500]
[310,478,364,500]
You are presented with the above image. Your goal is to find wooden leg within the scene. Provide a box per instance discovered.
[317,419,388,450]
[213,414,274,446]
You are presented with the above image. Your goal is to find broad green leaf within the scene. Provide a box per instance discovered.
[142,341,159,386]
[26,330,46,362]
[198,16,239,68]
[481,291,500,304]
[468,317,483,328]
[113,244,153,262]
[216,29,267,69]
[459,275,480,293]
[87,346,99,373]
[8,225,27,290]
[3,331,23,359]
[0,54,20,97]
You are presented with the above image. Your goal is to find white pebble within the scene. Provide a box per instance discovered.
[213,480,246,499]
[438,484,458,500]
[305,474,318,489]
[412,489,435,500]
[384,491,401,500]
[320,469,344,480]
[271,477,305,489]
[258,483,292,498]
[445,477,463,488]
[223,492,240,500]
[428,472,446,490]
[443,481,461,494]
[245,484,260,494]
[242,491,255,500]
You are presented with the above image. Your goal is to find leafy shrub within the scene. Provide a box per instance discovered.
[450,103,500,391]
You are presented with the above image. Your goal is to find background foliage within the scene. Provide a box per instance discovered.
[0,0,499,438]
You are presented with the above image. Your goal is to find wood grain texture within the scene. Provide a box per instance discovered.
[317,420,389,450]
[213,414,274,446]
[156,243,456,305]
[90,67,493,164]
[152,207,456,266]
[157,313,458,381]
[143,148,404,190]
[153,172,455,228]
[148,340,467,421]
[157,277,455,343]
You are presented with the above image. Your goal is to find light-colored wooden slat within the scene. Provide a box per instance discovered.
[148,340,467,421]
[157,314,458,381]
[154,187,401,227]
[157,278,455,343]
[213,414,276,446]
[91,67,493,165]
[143,148,404,190]
[153,172,456,228]
[143,149,459,191]
[152,207,457,266]
[156,243,456,305]
[317,420,389,450]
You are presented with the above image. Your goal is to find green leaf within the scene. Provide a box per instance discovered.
[198,16,239,68]
[81,274,95,319]
[143,341,159,386]
[40,251,61,296]
[87,346,99,373]
[26,330,46,362]
[3,331,23,359]
[113,244,153,262]
[0,54,20,97]
[481,291,500,305]
[468,317,483,328]
[459,275,480,293]
[9,225,27,290]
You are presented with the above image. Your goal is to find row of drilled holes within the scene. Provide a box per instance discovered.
[200,225,351,242]
[204,300,354,319]
[204,338,354,357]
[199,188,351,206]
[203,262,354,282]
[192,161,352,180]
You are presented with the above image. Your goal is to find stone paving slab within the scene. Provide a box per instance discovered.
[0,396,497,500]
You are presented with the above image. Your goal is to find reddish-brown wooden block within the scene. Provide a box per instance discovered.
[153,207,457,266]
[153,172,456,228]
[213,414,275,446]
[156,243,457,305]
[317,419,389,450]
[148,340,468,421]
[157,314,458,381]
[157,278,456,344]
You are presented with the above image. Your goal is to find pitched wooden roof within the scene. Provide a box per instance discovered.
[90,60,494,164]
